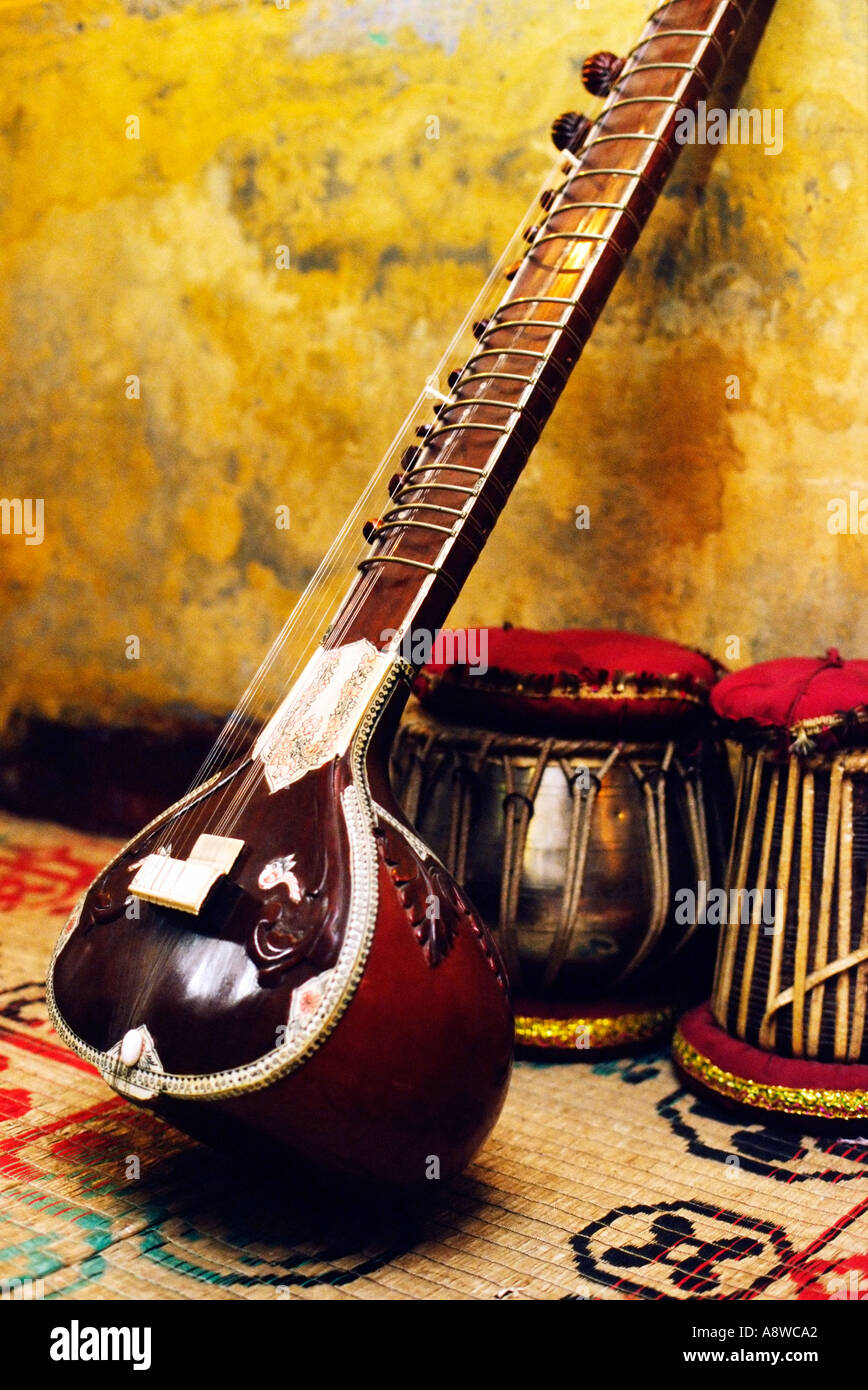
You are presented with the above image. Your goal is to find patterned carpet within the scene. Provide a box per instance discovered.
[1,810,867,1301]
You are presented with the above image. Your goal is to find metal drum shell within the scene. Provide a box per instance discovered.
[391,703,732,1003]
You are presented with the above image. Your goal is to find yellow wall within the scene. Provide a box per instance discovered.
[1,0,866,727]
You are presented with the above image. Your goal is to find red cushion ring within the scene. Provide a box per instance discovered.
[711,649,868,754]
[412,627,720,734]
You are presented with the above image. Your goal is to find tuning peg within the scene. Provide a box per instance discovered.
[551,111,591,154]
[581,51,625,96]
[505,259,523,281]
[415,424,432,438]
[362,518,380,542]
[472,318,490,339]
[387,473,403,497]
[523,225,540,242]
[539,189,557,211]
[447,369,461,387]
[401,446,420,469]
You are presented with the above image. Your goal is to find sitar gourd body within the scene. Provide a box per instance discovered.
[49,645,512,1184]
[48,0,769,1184]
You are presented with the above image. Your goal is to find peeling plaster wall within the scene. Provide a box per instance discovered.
[0,0,866,726]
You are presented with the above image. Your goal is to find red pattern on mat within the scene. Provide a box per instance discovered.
[0,1052,31,1125]
[3,810,868,1301]
[0,843,105,914]
[0,1023,99,1075]
[0,1068,126,1183]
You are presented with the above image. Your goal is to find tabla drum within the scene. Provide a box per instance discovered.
[391,627,733,1053]
[674,650,868,1125]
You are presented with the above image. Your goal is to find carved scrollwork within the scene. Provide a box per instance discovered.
[374,817,461,967]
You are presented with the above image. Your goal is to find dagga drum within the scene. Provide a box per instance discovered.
[675,650,868,1124]
[391,627,733,1053]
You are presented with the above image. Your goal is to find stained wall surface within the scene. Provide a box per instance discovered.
[1,0,866,725]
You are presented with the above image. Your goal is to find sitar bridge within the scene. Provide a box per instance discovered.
[128,834,245,914]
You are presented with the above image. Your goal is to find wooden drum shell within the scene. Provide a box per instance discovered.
[712,748,868,1064]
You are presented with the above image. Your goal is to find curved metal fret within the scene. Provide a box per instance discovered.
[619,59,711,90]
[370,517,454,539]
[393,477,506,521]
[502,293,595,334]
[584,132,671,149]
[381,500,492,534]
[608,95,682,112]
[435,396,522,414]
[649,0,744,20]
[530,229,630,264]
[628,27,725,62]
[387,480,477,497]
[467,345,548,362]
[474,318,586,353]
[400,464,487,481]
[397,471,509,506]
[357,554,462,600]
[427,420,512,440]
[560,166,657,194]
[383,501,466,519]
[459,370,541,388]
[554,200,642,235]
[358,555,440,575]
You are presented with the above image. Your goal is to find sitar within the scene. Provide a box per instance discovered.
[49,0,770,1184]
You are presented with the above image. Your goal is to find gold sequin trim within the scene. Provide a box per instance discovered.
[673,1029,868,1119]
[515,1006,674,1050]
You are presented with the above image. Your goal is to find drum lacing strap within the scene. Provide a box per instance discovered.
[615,742,675,984]
[760,947,868,1044]
[808,757,848,1055]
[713,749,765,1024]
[759,754,799,1050]
[667,751,711,959]
[723,745,747,894]
[735,757,780,1039]
[498,739,555,984]
[400,730,439,827]
[541,743,624,990]
[759,753,868,1061]
[447,733,496,882]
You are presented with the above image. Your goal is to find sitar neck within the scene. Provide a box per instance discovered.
[324,0,755,661]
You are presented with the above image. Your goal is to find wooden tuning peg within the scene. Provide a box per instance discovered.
[581,51,625,97]
[551,111,591,154]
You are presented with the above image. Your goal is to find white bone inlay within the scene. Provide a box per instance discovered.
[129,833,245,914]
[120,1028,145,1067]
[255,640,394,794]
